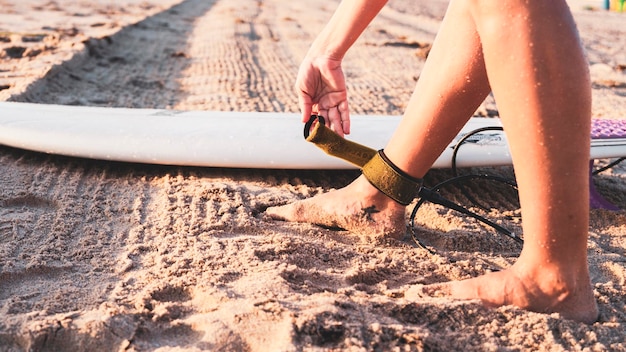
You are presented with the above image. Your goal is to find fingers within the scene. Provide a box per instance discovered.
[326,105,348,137]
[339,100,350,135]
[315,97,350,137]
[325,100,350,136]
[298,94,314,123]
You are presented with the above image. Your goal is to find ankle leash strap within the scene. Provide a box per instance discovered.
[362,150,423,205]
[305,115,422,205]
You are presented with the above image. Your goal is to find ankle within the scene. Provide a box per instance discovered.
[510,261,592,305]
[361,150,423,206]
[353,175,406,210]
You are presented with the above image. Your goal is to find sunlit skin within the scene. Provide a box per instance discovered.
[266,0,598,323]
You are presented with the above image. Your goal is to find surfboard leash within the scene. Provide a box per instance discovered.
[304,114,377,167]
[304,115,524,252]
[592,157,626,175]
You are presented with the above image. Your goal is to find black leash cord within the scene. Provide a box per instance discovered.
[409,125,523,251]
[593,157,626,175]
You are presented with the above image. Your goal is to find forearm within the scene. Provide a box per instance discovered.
[307,0,388,60]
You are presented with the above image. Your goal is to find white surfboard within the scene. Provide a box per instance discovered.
[0,102,625,170]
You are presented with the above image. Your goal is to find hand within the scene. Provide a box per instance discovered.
[295,55,350,137]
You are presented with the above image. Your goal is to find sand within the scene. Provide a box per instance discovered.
[1,0,625,350]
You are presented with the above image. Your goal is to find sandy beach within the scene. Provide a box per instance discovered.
[1,0,626,350]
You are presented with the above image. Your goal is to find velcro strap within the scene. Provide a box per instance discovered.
[305,116,377,167]
[362,150,423,205]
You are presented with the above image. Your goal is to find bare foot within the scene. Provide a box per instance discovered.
[266,175,407,239]
[413,262,599,324]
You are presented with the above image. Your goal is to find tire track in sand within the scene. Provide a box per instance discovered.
[11,0,219,108]
[163,0,309,112]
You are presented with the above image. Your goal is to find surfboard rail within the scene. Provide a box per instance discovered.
[0,102,625,170]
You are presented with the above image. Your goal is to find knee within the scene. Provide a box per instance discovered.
[465,0,531,12]
[463,0,551,34]
[465,0,525,18]
[465,0,564,20]
[461,0,514,36]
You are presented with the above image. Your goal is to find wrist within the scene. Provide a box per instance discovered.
[305,42,345,63]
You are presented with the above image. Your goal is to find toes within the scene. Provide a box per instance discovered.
[265,207,283,220]
[404,285,428,300]
[405,283,451,300]
[265,205,291,221]
[265,202,306,222]
[422,283,452,297]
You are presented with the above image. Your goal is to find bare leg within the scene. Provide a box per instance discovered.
[267,0,598,323]
[266,1,491,239]
[426,0,598,324]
